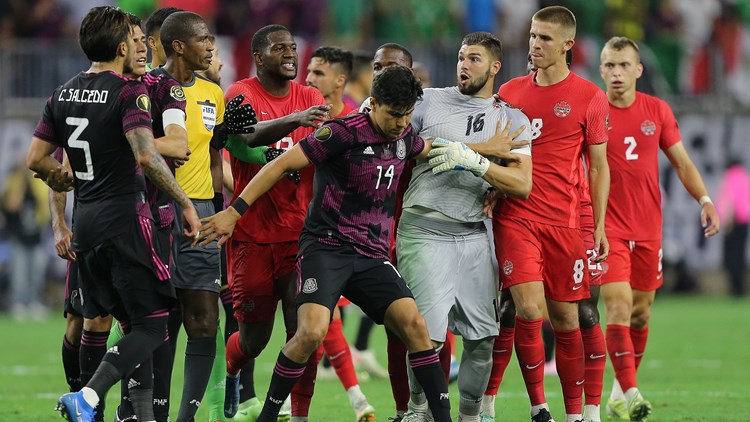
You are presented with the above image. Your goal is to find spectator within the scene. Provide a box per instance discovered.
[716,159,750,297]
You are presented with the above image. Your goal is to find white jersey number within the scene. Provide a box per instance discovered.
[274,136,294,151]
[573,258,585,285]
[66,117,94,181]
[376,164,395,189]
[624,136,639,161]
[530,118,543,140]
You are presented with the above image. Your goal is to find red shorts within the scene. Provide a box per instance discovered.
[336,297,351,307]
[601,238,663,291]
[226,239,298,323]
[493,217,589,302]
[581,225,603,286]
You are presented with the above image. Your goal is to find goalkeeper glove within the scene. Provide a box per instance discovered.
[265,147,301,184]
[428,138,490,177]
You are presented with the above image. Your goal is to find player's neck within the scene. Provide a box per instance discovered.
[326,93,344,117]
[163,58,198,84]
[258,74,291,97]
[88,59,124,75]
[534,62,570,86]
[607,89,636,108]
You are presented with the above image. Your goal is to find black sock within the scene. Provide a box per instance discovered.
[128,357,155,422]
[80,329,109,421]
[62,335,81,392]
[176,336,216,422]
[239,359,256,402]
[409,350,451,422]
[152,339,174,421]
[167,307,182,356]
[117,380,135,420]
[257,352,306,422]
[354,315,375,351]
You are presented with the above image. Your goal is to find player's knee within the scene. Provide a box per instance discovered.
[631,306,651,328]
[295,325,327,354]
[498,297,517,327]
[605,298,632,325]
[183,316,219,338]
[514,302,543,321]
[578,300,600,329]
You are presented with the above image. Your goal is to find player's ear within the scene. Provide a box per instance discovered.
[491,60,501,77]
[117,41,128,59]
[172,39,184,55]
[147,35,157,51]
[253,51,263,68]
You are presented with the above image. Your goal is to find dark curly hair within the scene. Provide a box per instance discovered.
[371,65,422,110]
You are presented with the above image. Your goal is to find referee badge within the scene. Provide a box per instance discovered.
[198,100,217,131]
[302,278,318,293]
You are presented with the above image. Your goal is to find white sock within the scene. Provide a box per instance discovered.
[566,414,583,422]
[583,404,601,421]
[480,394,495,417]
[347,385,366,408]
[530,403,550,417]
[80,387,99,408]
[624,387,641,405]
[458,414,480,422]
[610,378,625,401]
[290,417,308,422]
[410,391,427,406]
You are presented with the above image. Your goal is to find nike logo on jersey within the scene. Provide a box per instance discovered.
[525,360,544,370]
[615,351,631,357]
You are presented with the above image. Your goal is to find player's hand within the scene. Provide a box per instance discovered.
[482,120,529,163]
[193,208,242,247]
[593,228,609,262]
[428,138,490,177]
[701,202,720,237]
[265,148,301,183]
[296,105,331,128]
[52,224,76,261]
[182,204,201,239]
[224,94,258,134]
[37,167,74,192]
[483,188,505,219]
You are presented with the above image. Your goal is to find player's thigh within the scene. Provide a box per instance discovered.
[345,255,414,326]
[227,239,279,323]
[539,224,589,302]
[451,231,499,341]
[582,226,603,287]
[295,242,355,318]
[493,217,544,290]
[602,238,632,284]
[630,239,663,291]
[64,259,84,318]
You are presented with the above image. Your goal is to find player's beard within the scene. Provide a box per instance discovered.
[458,68,491,96]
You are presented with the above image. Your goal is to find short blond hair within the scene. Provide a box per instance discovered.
[532,6,576,39]
[602,36,641,61]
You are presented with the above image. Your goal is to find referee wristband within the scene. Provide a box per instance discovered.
[231,198,250,216]
[699,195,713,207]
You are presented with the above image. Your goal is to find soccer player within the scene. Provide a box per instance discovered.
[304,45,376,421]
[396,31,532,422]
[219,24,330,420]
[488,6,611,422]
[25,6,200,422]
[143,7,182,70]
[196,64,456,422]
[598,36,719,421]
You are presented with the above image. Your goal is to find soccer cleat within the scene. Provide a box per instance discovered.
[56,391,96,422]
[233,397,263,421]
[479,413,495,422]
[352,348,389,379]
[353,398,376,422]
[388,416,404,422]
[113,405,137,422]
[277,395,291,422]
[224,374,241,418]
[401,401,434,422]
[605,399,628,420]
[531,408,555,422]
[449,359,460,384]
[627,395,652,422]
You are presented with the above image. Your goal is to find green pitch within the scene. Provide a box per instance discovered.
[0,295,748,421]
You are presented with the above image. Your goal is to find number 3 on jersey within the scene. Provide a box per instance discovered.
[66,117,94,180]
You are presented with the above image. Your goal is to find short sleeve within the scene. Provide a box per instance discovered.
[158,79,187,115]
[658,98,681,151]
[118,81,153,134]
[33,96,59,145]
[215,85,225,126]
[507,107,532,157]
[410,89,433,134]
[585,89,609,146]
[298,121,354,165]
[408,132,425,159]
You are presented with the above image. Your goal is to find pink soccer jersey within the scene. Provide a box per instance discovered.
[606,92,681,240]
[497,72,609,228]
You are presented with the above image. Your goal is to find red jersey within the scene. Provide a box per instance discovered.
[606,92,681,240]
[226,77,326,243]
[497,72,609,228]
[335,102,356,118]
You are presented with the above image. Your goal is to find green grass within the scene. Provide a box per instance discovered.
[0,295,748,421]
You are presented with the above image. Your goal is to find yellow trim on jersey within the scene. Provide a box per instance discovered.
[175,74,225,199]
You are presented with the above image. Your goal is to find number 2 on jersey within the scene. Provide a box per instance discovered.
[66,117,94,180]
[624,136,639,160]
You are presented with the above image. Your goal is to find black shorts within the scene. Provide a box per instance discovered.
[63,259,83,318]
[77,216,176,321]
[295,241,413,324]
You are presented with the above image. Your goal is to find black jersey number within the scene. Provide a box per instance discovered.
[465,113,485,136]
[66,117,94,181]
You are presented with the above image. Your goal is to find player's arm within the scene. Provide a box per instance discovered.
[26,137,73,192]
[154,115,190,162]
[233,105,331,147]
[125,127,199,236]
[48,151,75,260]
[664,140,720,237]
[222,157,234,195]
[210,147,224,211]
[588,142,610,261]
[195,144,310,247]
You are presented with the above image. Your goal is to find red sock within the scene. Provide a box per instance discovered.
[485,326,514,395]
[323,318,358,390]
[581,324,605,405]
[554,328,584,415]
[605,324,637,391]
[226,332,249,376]
[291,346,323,417]
[446,330,456,354]
[515,317,546,406]
[630,325,649,370]
[439,332,452,384]
[386,329,409,412]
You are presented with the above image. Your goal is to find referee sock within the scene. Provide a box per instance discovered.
[409,349,451,422]
[484,326,514,396]
[257,352,306,422]
[62,335,81,392]
[176,336,216,422]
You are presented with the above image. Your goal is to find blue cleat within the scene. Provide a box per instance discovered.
[449,359,460,384]
[55,391,96,422]
[224,373,241,418]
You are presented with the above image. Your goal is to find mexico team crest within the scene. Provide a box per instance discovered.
[640,120,656,136]
[553,101,571,118]
[302,278,318,293]
[396,139,406,160]
[198,100,216,131]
